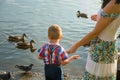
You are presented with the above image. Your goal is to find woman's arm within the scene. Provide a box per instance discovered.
[67,0,120,53]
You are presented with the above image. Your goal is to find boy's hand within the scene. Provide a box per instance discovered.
[72,55,79,59]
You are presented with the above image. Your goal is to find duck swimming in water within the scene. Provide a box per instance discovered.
[8,33,27,42]
[76,10,88,18]
[16,40,35,49]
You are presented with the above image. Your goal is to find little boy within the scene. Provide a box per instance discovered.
[38,24,79,80]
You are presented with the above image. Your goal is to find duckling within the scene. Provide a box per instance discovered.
[15,64,34,73]
[8,33,27,42]
[16,40,35,49]
[77,10,88,18]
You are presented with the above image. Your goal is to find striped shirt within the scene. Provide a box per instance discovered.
[38,43,68,65]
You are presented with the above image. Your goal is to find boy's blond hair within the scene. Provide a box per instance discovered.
[48,24,62,40]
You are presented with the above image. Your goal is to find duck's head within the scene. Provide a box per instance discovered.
[30,40,35,48]
[30,40,35,43]
[29,64,34,67]
[23,33,27,38]
[21,33,27,42]
[77,10,80,14]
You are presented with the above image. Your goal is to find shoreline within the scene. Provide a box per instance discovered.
[0,71,82,80]
[1,53,119,80]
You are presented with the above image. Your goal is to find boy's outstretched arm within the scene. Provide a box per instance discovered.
[61,55,79,66]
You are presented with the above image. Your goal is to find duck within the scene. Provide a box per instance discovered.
[8,33,27,42]
[76,10,88,18]
[15,64,34,73]
[0,72,13,80]
[16,40,35,49]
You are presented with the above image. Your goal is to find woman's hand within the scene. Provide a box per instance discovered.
[67,43,78,54]
[91,14,98,21]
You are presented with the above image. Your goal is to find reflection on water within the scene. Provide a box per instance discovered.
[1,0,117,79]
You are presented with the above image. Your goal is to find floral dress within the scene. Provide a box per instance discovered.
[83,10,120,80]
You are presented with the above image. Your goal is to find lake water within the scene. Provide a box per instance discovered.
[0,0,119,79]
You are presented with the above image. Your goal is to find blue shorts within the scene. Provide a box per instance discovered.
[44,64,64,80]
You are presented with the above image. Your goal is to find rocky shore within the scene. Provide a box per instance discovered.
[0,71,82,80]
